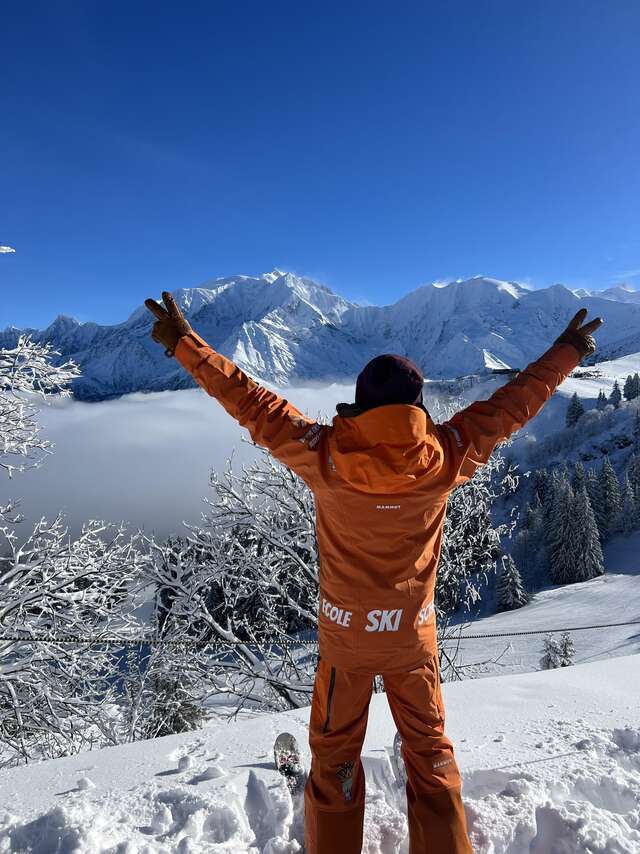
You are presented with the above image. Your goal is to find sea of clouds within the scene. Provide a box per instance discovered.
[0,383,357,538]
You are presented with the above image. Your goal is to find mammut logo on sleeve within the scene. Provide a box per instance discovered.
[298,423,323,449]
[376,504,401,510]
[433,757,453,770]
[365,609,403,632]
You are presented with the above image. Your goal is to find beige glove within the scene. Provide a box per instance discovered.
[145,292,193,357]
[554,308,603,359]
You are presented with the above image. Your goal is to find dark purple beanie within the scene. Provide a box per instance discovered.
[355,354,424,410]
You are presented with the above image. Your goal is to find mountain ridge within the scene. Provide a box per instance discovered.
[3,271,640,400]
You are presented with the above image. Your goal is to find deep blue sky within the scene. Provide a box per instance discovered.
[2,1,639,328]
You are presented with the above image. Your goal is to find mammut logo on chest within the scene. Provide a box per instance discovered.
[365,609,403,632]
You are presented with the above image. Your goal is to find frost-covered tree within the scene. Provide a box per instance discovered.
[0,518,144,766]
[596,390,607,411]
[496,553,529,611]
[609,380,622,409]
[617,474,636,536]
[597,455,622,540]
[634,374,640,400]
[0,338,149,767]
[623,375,636,402]
[0,336,80,477]
[542,632,574,668]
[558,632,575,667]
[565,392,584,427]
[437,449,515,616]
[540,634,563,669]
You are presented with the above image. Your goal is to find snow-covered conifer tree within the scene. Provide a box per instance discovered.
[633,410,640,452]
[496,553,529,611]
[618,474,636,536]
[531,468,551,506]
[623,375,635,401]
[633,373,640,400]
[565,392,584,427]
[513,499,545,589]
[540,634,563,670]
[544,467,569,540]
[596,390,607,411]
[609,380,622,409]
[627,452,640,508]
[585,467,600,520]
[570,486,604,581]
[546,475,575,583]
[597,455,622,540]
[546,472,604,584]
[571,461,586,494]
[559,632,575,667]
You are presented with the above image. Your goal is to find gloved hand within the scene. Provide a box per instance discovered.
[554,308,603,359]
[145,292,193,357]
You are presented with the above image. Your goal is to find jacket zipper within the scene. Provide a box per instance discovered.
[322,666,337,733]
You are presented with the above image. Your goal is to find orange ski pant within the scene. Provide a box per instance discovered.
[304,657,473,854]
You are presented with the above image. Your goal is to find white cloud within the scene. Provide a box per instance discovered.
[617,268,640,281]
[0,246,16,254]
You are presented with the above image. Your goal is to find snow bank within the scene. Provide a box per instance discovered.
[1,657,638,853]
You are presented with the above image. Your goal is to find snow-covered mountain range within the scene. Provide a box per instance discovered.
[4,270,640,400]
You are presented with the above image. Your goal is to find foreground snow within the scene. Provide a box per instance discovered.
[1,656,638,853]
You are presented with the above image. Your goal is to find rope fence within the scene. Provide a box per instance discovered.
[1,618,639,647]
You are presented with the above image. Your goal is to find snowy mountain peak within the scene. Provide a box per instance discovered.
[262,268,287,283]
[571,283,640,304]
[46,314,82,334]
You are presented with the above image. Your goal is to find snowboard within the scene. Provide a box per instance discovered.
[274,732,306,795]
[391,731,408,788]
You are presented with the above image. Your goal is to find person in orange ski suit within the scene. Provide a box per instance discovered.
[146,293,602,854]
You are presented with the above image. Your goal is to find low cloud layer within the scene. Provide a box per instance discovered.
[0,383,356,539]
[0,246,16,254]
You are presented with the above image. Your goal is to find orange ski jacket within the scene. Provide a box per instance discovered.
[175,333,580,673]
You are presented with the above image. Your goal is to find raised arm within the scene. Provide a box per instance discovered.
[145,292,323,484]
[436,308,603,489]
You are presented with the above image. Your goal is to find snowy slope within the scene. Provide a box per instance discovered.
[4,272,640,399]
[0,657,638,853]
[450,533,640,678]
